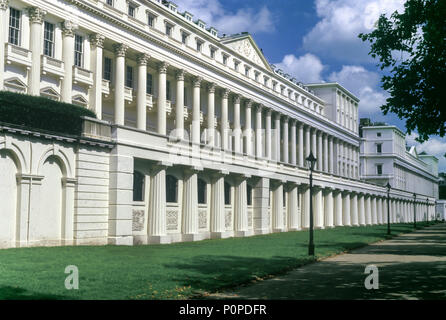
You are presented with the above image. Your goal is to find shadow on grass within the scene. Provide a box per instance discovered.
[0,286,72,300]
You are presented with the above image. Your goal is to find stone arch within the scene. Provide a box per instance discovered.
[0,149,20,248]
[37,146,73,178]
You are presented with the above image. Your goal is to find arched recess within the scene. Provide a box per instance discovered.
[0,149,19,247]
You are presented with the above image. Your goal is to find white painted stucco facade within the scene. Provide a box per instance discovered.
[0,0,439,248]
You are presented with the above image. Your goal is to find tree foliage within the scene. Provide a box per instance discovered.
[359,0,446,142]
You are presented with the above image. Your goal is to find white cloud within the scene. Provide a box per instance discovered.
[174,0,275,35]
[406,133,446,172]
[327,65,388,115]
[275,53,325,83]
[303,0,405,63]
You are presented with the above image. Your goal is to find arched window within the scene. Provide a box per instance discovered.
[198,178,207,204]
[166,175,178,203]
[133,171,145,202]
[224,182,231,205]
[247,184,253,206]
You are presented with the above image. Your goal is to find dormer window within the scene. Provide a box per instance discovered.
[196,19,206,29]
[184,12,193,21]
[209,27,218,36]
[167,2,177,12]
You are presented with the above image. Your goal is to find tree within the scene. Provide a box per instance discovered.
[359,0,446,142]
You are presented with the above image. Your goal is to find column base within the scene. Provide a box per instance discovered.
[288,227,302,231]
[182,233,202,242]
[315,226,325,230]
[147,235,171,244]
[234,230,254,237]
[254,228,270,235]
[108,236,133,246]
[210,231,231,239]
[272,228,284,233]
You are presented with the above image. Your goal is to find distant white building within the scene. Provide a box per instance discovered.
[436,201,446,220]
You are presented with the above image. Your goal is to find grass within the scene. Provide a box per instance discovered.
[0,222,435,300]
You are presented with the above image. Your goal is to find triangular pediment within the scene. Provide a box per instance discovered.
[4,77,27,92]
[220,33,272,72]
[72,94,88,106]
[40,87,60,100]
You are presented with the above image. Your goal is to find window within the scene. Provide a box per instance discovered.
[166,175,178,203]
[198,179,207,204]
[196,40,203,52]
[165,23,172,36]
[133,171,145,201]
[103,57,112,81]
[166,80,170,100]
[74,34,83,67]
[247,185,252,206]
[146,73,153,94]
[128,4,136,17]
[377,132,382,137]
[234,60,239,71]
[181,32,188,44]
[222,54,228,65]
[264,77,268,86]
[210,47,216,59]
[377,164,383,175]
[8,8,21,46]
[224,182,231,205]
[244,66,250,77]
[126,65,133,88]
[376,143,382,153]
[105,0,113,6]
[254,72,260,82]
[148,13,155,27]
[43,21,55,57]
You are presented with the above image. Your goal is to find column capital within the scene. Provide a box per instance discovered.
[245,99,253,108]
[113,43,128,57]
[89,33,105,48]
[281,114,289,122]
[27,7,46,24]
[176,69,186,81]
[265,107,272,116]
[222,88,231,99]
[136,53,151,65]
[157,61,169,74]
[61,20,77,37]
[233,94,241,104]
[255,104,264,113]
[273,111,281,120]
[207,82,216,93]
[0,0,9,10]
[290,118,297,126]
[193,76,203,88]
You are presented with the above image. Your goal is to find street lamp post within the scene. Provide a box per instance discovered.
[413,193,417,229]
[426,198,429,224]
[306,151,317,256]
[386,182,391,235]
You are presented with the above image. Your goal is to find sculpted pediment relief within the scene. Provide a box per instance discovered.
[221,35,271,71]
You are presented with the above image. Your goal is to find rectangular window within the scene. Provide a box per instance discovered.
[43,21,55,57]
[377,164,383,175]
[106,0,113,6]
[103,57,112,81]
[8,8,21,46]
[377,132,382,137]
[146,73,153,94]
[245,67,250,77]
[165,24,172,36]
[74,34,83,67]
[128,4,135,17]
[126,65,133,88]
[148,14,155,27]
[196,40,202,52]
[234,61,239,71]
[181,32,188,44]
[376,143,382,153]
[222,54,228,65]
[210,47,216,59]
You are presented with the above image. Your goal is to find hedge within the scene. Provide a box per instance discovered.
[0,91,96,136]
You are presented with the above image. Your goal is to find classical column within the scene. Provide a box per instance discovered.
[0,0,8,90]
[314,188,324,229]
[221,89,230,150]
[328,136,334,174]
[317,131,323,171]
[113,43,128,125]
[334,190,343,226]
[342,192,351,226]
[28,7,45,95]
[210,174,228,238]
[301,185,310,228]
[377,197,383,224]
[157,61,169,135]
[351,192,359,226]
[207,83,216,147]
[89,33,105,119]
[233,95,241,153]
[382,197,388,223]
[191,76,202,144]
[136,53,150,130]
[234,177,249,237]
[359,193,366,225]
[182,169,199,241]
[287,185,300,230]
[323,134,328,172]
[311,128,317,160]
[371,196,377,225]
[282,116,289,163]
[265,109,272,160]
[255,105,263,158]
[272,182,284,232]
[175,70,186,139]
[290,120,297,166]
[324,189,334,228]
[148,166,170,244]
[244,100,253,155]
[365,195,372,225]
[274,112,281,161]
[298,122,304,167]
[61,21,76,103]
[305,125,311,158]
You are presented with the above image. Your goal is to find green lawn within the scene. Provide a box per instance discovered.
[0,222,435,300]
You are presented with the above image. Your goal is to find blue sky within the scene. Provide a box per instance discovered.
[177,0,446,172]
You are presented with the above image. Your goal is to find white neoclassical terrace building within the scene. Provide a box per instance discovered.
[0,0,439,248]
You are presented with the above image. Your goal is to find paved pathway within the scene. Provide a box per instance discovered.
[208,223,446,300]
